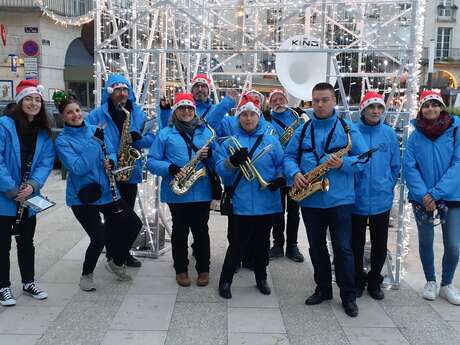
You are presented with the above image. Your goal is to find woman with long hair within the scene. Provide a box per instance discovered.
[404,90,460,305]
[0,80,55,306]
[54,91,142,291]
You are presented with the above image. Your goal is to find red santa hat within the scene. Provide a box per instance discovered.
[191,74,212,89]
[359,91,385,114]
[268,88,288,104]
[235,94,262,117]
[419,90,446,109]
[172,93,196,113]
[15,79,45,103]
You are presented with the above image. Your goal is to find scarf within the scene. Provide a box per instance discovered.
[416,110,453,141]
[173,116,202,135]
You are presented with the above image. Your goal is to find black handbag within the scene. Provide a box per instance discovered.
[209,171,223,200]
[77,182,102,204]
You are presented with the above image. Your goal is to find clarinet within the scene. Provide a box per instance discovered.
[95,129,123,214]
[12,159,33,237]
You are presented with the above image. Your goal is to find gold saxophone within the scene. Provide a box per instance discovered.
[289,124,352,202]
[170,124,216,195]
[116,105,141,182]
[279,107,306,148]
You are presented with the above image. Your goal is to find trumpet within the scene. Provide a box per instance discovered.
[227,136,271,189]
[279,107,307,147]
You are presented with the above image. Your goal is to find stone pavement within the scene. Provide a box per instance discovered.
[1,171,460,345]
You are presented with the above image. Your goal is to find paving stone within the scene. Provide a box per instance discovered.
[229,286,279,308]
[40,260,83,284]
[429,298,460,322]
[0,334,41,345]
[448,321,460,333]
[16,283,78,307]
[101,330,167,345]
[377,285,425,307]
[0,306,62,334]
[343,327,409,345]
[228,307,285,333]
[110,294,176,331]
[383,305,460,345]
[136,261,176,277]
[62,237,90,261]
[165,302,226,345]
[128,276,179,295]
[228,332,290,345]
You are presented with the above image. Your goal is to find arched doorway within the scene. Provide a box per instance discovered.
[432,70,458,89]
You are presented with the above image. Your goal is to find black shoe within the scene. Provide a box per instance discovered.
[305,289,332,305]
[342,300,359,317]
[285,244,304,262]
[256,280,271,295]
[126,254,142,268]
[269,246,284,259]
[368,287,384,300]
[219,282,232,299]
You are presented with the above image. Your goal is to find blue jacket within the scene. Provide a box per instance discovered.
[354,119,401,215]
[284,111,369,208]
[160,96,236,131]
[0,116,55,216]
[147,122,218,204]
[216,124,284,216]
[56,124,118,207]
[86,74,155,184]
[403,117,460,204]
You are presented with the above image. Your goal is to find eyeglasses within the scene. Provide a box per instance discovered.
[421,101,441,109]
[414,201,448,226]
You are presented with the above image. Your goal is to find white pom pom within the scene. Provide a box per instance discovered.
[36,84,45,94]
[107,86,114,94]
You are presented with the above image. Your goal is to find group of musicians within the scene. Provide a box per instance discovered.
[1,74,459,319]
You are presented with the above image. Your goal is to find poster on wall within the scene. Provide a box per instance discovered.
[0,80,14,101]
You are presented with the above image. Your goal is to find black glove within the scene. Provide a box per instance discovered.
[229,147,248,166]
[206,147,212,159]
[267,177,286,191]
[130,131,142,142]
[168,164,182,176]
[93,127,104,142]
[108,159,115,170]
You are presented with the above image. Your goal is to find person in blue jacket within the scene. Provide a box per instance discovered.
[352,92,401,300]
[0,80,55,307]
[147,93,218,288]
[54,91,142,290]
[284,82,368,317]
[266,88,306,263]
[86,74,154,268]
[216,95,285,299]
[158,73,239,130]
[404,90,460,305]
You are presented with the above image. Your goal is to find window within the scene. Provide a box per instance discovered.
[438,0,454,17]
[436,27,452,58]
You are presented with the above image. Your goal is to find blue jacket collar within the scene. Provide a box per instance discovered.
[311,109,338,127]
[62,122,92,137]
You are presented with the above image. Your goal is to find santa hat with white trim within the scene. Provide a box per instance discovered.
[172,93,196,113]
[15,79,45,103]
[419,89,446,109]
[268,88,288,104]
[359,91,385,114]
[235,94,262,117]
[191,74,212,90]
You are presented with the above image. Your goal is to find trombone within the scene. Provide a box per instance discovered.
[227,136,272,189]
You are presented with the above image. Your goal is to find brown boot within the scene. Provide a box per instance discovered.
[197,272,209,287]
[176,273,191,287]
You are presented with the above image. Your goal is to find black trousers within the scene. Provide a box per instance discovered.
[272,187,300,247]
[220,214,275,284]
[351,210,390,289]
[75,199,142,268]
[0,214,36,288]
[226,215,253,266]
[301,205,356,302]
[168,202,211,274]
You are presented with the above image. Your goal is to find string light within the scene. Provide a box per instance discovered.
[33,0,99,26]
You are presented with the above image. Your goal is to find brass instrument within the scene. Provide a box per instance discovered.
[279,107,307,148]
[116,105,141,182]
[227,136,272,189]
[289,125,352,202]
[170,124,216,195]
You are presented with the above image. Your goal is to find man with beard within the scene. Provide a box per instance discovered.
[86,74,155,268]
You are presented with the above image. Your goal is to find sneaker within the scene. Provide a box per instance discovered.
[23,283,48,300]
[439,284,460,305]
[285,244,305,262]
[269,246,284,259]
[422,281,438,301]
[79,274,96,292]
[126,254,142,268]
[0,287,16,306]
[105,260,132,281]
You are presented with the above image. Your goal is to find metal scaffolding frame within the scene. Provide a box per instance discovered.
[94,0,425,287]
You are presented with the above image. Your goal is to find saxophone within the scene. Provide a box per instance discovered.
[289,123,352,202]
[116,105,141,182]
[170,124,216,195]
[279,107,306,148]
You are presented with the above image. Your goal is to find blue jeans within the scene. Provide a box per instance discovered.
[413,205,460,286]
